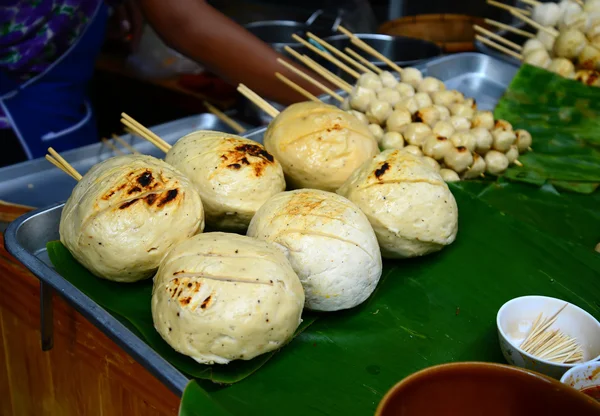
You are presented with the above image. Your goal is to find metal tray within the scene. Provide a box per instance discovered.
[0,113,251,209]
[4,52,518,397]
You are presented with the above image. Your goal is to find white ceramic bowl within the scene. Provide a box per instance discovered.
[561,361,600,397]
[497,295,600,380]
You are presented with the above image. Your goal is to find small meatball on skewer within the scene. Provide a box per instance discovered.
[357,72,383,91]
[431,90,465,107]
[379,71,398,88]
[450,102,475,119]
[471,111,495,130]
[578,44,600,71]
[485,150,509,175]
[449,115,472,132]
[536,30,556,52]
[422,134,454,160]
[559,0,582,17]
[433,120,455,138]
[585,0,600,13]
[387,108,413,132]
[440,168,460,182]
[522,38,547,56]
[366,100,393,125]
[350,86,377,112]
[461,153,487,179]
[471,127,493,154]
[505,145,520,165]
[492,129,517,152]
[395,96,420,114]
[368,124,385,144]
[422,156,441,172]
[548,58,576,77]
[413,106,441,127]
[417,76,446,94]
[574,69,600,86]
[444,146,474,173]
[348,110,369,125]
[450,131,477,152]
[524,49,552,68]
[400,67,423,88]
[381,132,405,150]
[435,105,451,120]
[464,98,477,111]
[532,2,561,27]
[414,92,433,109]
[515,129,532,153]
[494,119,513,132]
[559,10,589,31]
[402,145,423,157]
[403,122,433,146]
[553,29,588,59]
[378,88,402,106]
[394,82,416,97]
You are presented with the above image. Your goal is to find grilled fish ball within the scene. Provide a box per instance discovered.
[574,69,600,86]
[418,76,446,94]
[400,67,423,88]
[553,29,587,59]
[402,145,424,157]
[560,0,582,16]
[471,111,495,130]
[377,88,402,106]
[559,10,588,31]
[348,110,369,125]
[357,72,383,91]
[585,0,600,13]
[494,119,513,132]
[435,105,451,121]
[537,30,556,52]
[485,150,509,175]
[432,120,455,138]
[350,86,377,112]
[464,98,477,110]
[450,102,475,119]
[387,108,413,132]
[422,156,441,172]
[368,124,385,144]
[461,153,486,179]
[381,131,405,150]
[423,134,454,160]
[578,44,600,71]
[366,100,393,125]
[449,115,472,132]
[522,38,546,56]
[379,71,399,88]
[450,132,477,152]
[394,82,416,97]
[439,168,460,182]
[403,122,433,146]
[471,127,493,154]
[413,105,441,127]
[505,145,520,164]
[395,96,420,114]
[432,90,465,107]
[492,129,517,152]
[524,48,552,68]
[548,57,576,77]
[532,2,561,27]
[444,146,474,173]
[515,129,532,152]
[414,92,433,109]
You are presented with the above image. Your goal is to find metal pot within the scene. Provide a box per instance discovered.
[244,10,341,54]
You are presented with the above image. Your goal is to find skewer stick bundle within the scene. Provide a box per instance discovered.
[487,0,532,15]
[344,48,383,74]
[46,148,82,181]
[203,101,246,133]
[111,134,140,154]
[101,138,124,155]
[291,34,361,79]
[476,35,524,60]
[485,19,535,38]
[275,72,321,102]
[306,32,374,74]
[277,58,344,102]
[474,25,523,51]
[285,46,352,93]
[237,84,280,117]
[510,9,559,36]
[121,113,171,152]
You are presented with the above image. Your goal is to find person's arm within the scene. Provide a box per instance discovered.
[136,0,334,105]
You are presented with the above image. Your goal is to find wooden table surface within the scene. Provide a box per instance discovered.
[0,204,180,416]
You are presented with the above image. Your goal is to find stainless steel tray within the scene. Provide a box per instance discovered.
[0,113,251,208]
[4,52,518,397]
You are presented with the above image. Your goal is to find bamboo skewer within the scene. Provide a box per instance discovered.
[474,25,523,51]
[345,48,383,74]
[306,32,374,74]
[285,46,352,93]
[46,148,82,181]
[510,9,559,37]
[337,25,404,74]
[120,113,171,152]
[237,84,280,118]
[277,58,344,102]
[111,134,139,154]
[487,0,531,15]
[518,0,540,6]
[275,72,321,102]
[484,19,535,38]
[102,138,124,155]
[476,35,523,60]
[203,101,245,133]
[291,34,361,79]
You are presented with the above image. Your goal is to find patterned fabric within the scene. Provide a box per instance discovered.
[0,0,104,128]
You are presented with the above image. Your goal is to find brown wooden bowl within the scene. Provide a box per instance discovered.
[376,362,600,416]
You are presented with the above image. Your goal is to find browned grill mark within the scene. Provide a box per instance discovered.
[219,142,276,177]
[137,171,153,187]
[228,163,241,170]
[326,123,342,132]
[119,199,139,209]
[235,143,274,162]
[144,194,157,206]
[128,186,141,194]
[470,98,477,109]
[200,295,212,309]
[180,297,191,306]
[157,189,178,207]
[412,112,424,123]
[374,162,390,179]
[102,183,127,200]
[456,146,468,153]
[147,247,157,252]
[173,270,185,275]
[438,136,448,141]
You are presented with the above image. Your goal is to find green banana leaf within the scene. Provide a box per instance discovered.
[46,242,318,383]
[49,184,600,415]
[494,64,600,193]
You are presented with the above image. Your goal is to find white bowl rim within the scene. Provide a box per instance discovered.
[560,361,600,384]
[496,295,600,368]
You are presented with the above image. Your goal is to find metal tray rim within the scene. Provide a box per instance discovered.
[4,204,189,395]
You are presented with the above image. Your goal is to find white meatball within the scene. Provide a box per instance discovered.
[400,67,423,88]
[379,71,399,88]
[515,129,532,152]
[366,100,393,125]
[492,129,517,152]
[524,49,552,68]
[248,189,381,312]
[350,86,377,112]
[348,109,369,125]
[461,153,486,179]
[377,88,402,106]
[357,72,383,91]
[578,44,600,71]
[533,2,561,27]
[403,122,433,146]
[395,96,420,114]
[435,105,451,120]
[559,10,589,31]
[337,149,458,258]
[553,29,587,59]
[464,98,477,111]
[439,168,460,182]
[394,82,416,97]
[548,57,576,77]
[152,232,304,364]
[422,156,441,172]
[505,145,520,164]
[444,146,474,173]
[386,108,413,132]
[341,96,351,111]
[381,131,405,150]
[417,76,446,94]
[414,92,433,109]
[422,134,455,160]
[559,0,582,16]
[413,105,441,127]
[494,119,513,131]
[432,90,465,107]
[450,132,477,152]
[471,111,495,130]
[585,0,600,13]
[471,127,494,154]
[450,102,475,119]
[522,38,546,56]
[432,120,455,138]
[574,68,600,86]
[368,123,385,143]
[536,30,556,51]
[485,150,509,175]
[449,115,472,132]
[402,145,423,157]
